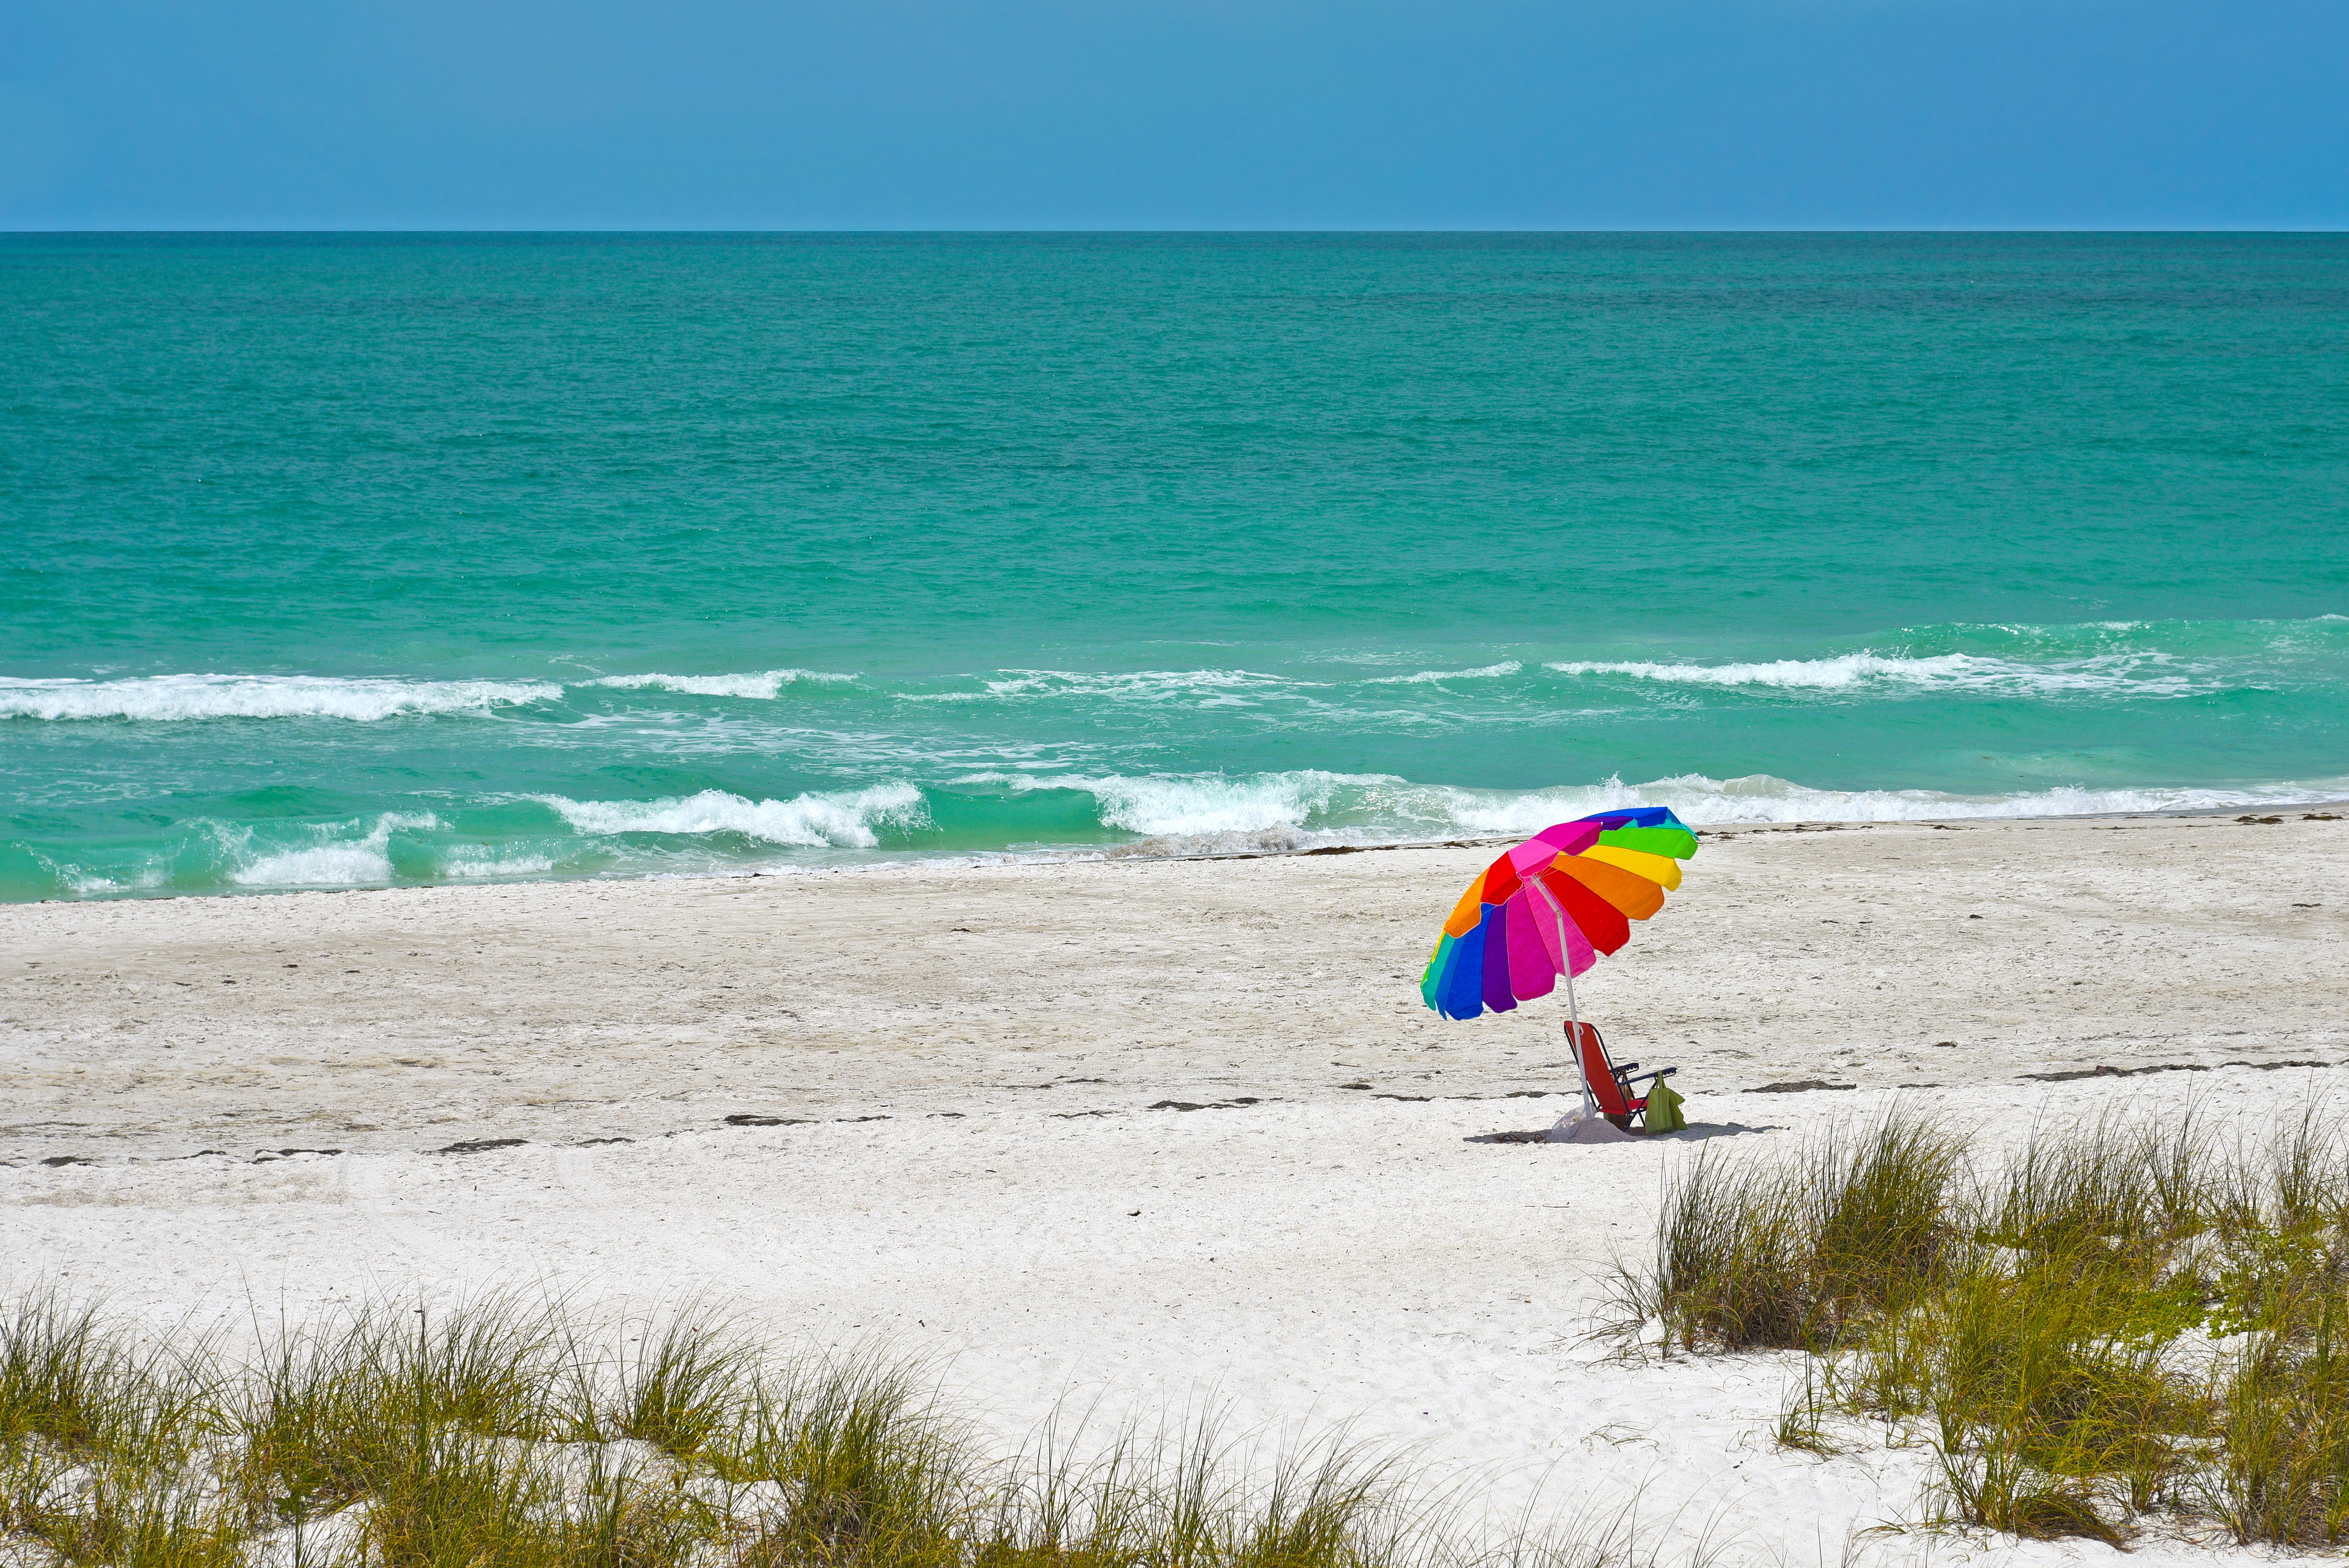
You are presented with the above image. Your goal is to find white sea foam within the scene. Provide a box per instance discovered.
[1405,772,2349,829]
[1101,826,1326,858]
[982,670,1316,703]
[1545,651,2195,696]
[27,850,170,898]
[0,674,560,722]
[231,812,442,888]
[962,769,1370,838]
[1081,771,1346,836]
[582,670,855,698]
[50,764,2345,901]
[956,766,2349,850]
[1367,661,1524,685]
[442,853,559,879]
[535,783,929,848]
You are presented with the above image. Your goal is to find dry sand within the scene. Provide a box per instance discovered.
[4,813,2347,1564]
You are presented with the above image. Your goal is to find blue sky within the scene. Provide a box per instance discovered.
[3,0,2343,229]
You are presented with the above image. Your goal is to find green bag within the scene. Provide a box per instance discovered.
[1644,1079,1687,1133]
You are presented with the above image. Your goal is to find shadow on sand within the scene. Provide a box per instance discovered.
[1464,1121,1779,1146]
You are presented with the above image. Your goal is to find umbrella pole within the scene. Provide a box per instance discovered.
[1535,877,1600,1124]
[1566,965,1596,1122]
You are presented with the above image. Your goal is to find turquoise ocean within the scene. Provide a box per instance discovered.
[4,233,2346,902]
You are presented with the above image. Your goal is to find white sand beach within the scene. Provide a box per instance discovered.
[5,814,2347,1565]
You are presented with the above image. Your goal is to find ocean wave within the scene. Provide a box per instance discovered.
[23,849,169,898]
[0,674,561,722]
[534,783,929,847]
[1545,651,2197,696]
[442,852,559,879]
[582,669,856,698]
[18,765,2347,902]
[1405,772,2349,828]
[981,669,1320,704]
[1367,661,1524,685]
[951,766,2349,845]
[230,812,442,888]
[1086,771,1354,836]
[1098,826,1330,858]
[956,769,1377,838]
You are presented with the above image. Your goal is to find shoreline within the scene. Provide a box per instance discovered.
[16,799,2349,908]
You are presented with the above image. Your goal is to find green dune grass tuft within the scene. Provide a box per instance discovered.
[1607,1110,1963,1356]
[1612,1096,2349,1547]
[0,1296,1500,1568]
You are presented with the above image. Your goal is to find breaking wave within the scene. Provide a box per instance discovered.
[1367,661,1524,685]
[230,812,442,888]
[963,769,1366,839]
[9,617,2346,899]
[1545,651,2199,697]
[442,852,559,879]
[0,667,865,722]
[19,767,2346,900]
[533,783,930,848]
[0,675,561,722]
[949,767,2349,853]
[980,669,1316,705]
[582,669,856,698]
[1399,773,2349,829]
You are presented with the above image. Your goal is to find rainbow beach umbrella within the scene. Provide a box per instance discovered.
[1420,806,1699,1026]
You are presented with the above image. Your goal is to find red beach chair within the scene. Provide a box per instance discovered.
[1568,1021,1676,1132]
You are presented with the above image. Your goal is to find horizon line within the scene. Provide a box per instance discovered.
[6,225,2346,237]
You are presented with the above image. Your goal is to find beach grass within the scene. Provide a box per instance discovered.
[32,1099,2349,1562]
[968,1415,1418,1568]
[1613,1095,2349,1547]
[1608,1111,1962,1356]
[0,1294,1524,1568]
[606,1311,756,1463]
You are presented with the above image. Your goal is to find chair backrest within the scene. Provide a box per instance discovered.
[1568,1021,1635,1115]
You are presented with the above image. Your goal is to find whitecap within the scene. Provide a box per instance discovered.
[533,783,929,848]
[1366,661,1525,685]
[26,848,171,898]
[1100,826,1322,858]
[981,669,1319,702]
[1545,651,2196,697]
[0,674,560,722]
[442,853,559,878]
[1407,772,2349,828]
[953,765,2349,849]
[967,769,1380,838]
[231,812,442,888]
[582,670,856,698]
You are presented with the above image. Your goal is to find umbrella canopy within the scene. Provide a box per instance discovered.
[1420,807,1698,1021]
